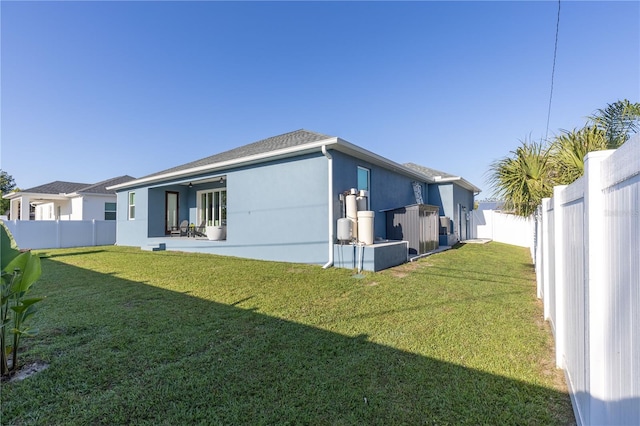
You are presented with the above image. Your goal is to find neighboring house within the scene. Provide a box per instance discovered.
[4,176,135,221]
[108,130,480,270]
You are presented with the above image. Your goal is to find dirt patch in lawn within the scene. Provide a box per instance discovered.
[1,361,49,383]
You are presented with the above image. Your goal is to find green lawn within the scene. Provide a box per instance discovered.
[1,242,574,425]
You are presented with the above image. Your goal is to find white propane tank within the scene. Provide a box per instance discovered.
[337,218,353,242]
[357,211,375,245]
[345,193,358,239]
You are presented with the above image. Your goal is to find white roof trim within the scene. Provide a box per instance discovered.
[3,192,71,201]
[107,137,340,190]
[432,176,482,194]
[108,136,438,191]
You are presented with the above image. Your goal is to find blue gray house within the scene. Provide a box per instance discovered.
[109,130,480,271]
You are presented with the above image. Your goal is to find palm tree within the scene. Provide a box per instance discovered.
[487,100,639,217]
[487,139,553,217]
[589,99,640,148]
[549,126,608,185]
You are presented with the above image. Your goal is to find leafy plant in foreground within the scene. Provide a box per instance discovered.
[1,222,43,377]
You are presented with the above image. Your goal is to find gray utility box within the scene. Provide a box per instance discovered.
[385,204,439,255]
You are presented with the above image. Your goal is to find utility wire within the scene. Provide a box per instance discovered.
[545,0,561,142]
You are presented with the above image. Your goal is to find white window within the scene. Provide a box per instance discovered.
[128,192,135,220]
[197,189,226,226]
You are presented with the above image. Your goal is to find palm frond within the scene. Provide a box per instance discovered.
[550,126,608,185]
[588,99,640,148]
[487,139,553,217]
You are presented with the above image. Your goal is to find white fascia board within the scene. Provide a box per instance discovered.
[107,137,340,191]
[66,192,115,198]
[433,176,482,194]
[106,135,441,191]
[2,192,69,201]
[333,138,436,183]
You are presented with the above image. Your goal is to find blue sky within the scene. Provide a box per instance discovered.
[2,1,639,195]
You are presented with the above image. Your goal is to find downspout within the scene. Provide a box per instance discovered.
[322,145,334,269]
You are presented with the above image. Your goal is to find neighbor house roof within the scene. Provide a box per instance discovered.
[3,175,136,200]
[20,181,90,195]
[70,175,136,195]
[404,162,481,194]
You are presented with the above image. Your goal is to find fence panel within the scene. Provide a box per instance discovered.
[556,180,589,424]
[2,220,116,249]
[600,141,640,425]
[535,134,640,426]
[471,209,534,248]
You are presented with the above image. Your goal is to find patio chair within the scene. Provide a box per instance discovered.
[193,221,206,237]
[171,220,189,237]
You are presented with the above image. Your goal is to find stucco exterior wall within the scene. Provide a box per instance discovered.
[115,187,150,246]
[80,195,115,221]
[114,146,475,265]
[225,153,328,258]
[428,182,476,241]
[331,151,424,239]
[115,153,330,264]
[452,182,475,241]
[29,199,97,221]
[35,202,55,220]
[70,197,84,220]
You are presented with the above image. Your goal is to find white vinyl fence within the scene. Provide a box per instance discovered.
[535,134,640,426]
[2,220,116,250]
[472,207,535,249]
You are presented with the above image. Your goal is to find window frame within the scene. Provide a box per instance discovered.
[357,166,371,210]
[197,188,227,227]
[128,192,135,220]
[105,202,117,221]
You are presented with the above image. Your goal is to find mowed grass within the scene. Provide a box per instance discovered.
[1,242,574,425]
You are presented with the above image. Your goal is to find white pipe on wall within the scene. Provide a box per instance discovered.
[322,145,334,269]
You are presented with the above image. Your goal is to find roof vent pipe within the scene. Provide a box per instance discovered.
[322,145,334,269]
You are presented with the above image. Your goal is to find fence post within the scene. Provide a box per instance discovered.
[541,198,551,320]
[535,206,543,299]
[553,185,567,369]
[584,150,614,425]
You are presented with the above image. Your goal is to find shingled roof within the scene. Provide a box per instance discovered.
[403,163,458,180]
[141,129,334,180]
[21,181,90,195]
[109,129,477,192]
[404,162,481,193]
[16,175,136,196]
[74,175,136,195]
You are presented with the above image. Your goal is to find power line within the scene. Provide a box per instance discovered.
[545,0,561,142]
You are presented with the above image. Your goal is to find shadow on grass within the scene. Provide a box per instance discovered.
[38,249,108,258]
[414,264,534,286]
[1,258,573,425]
